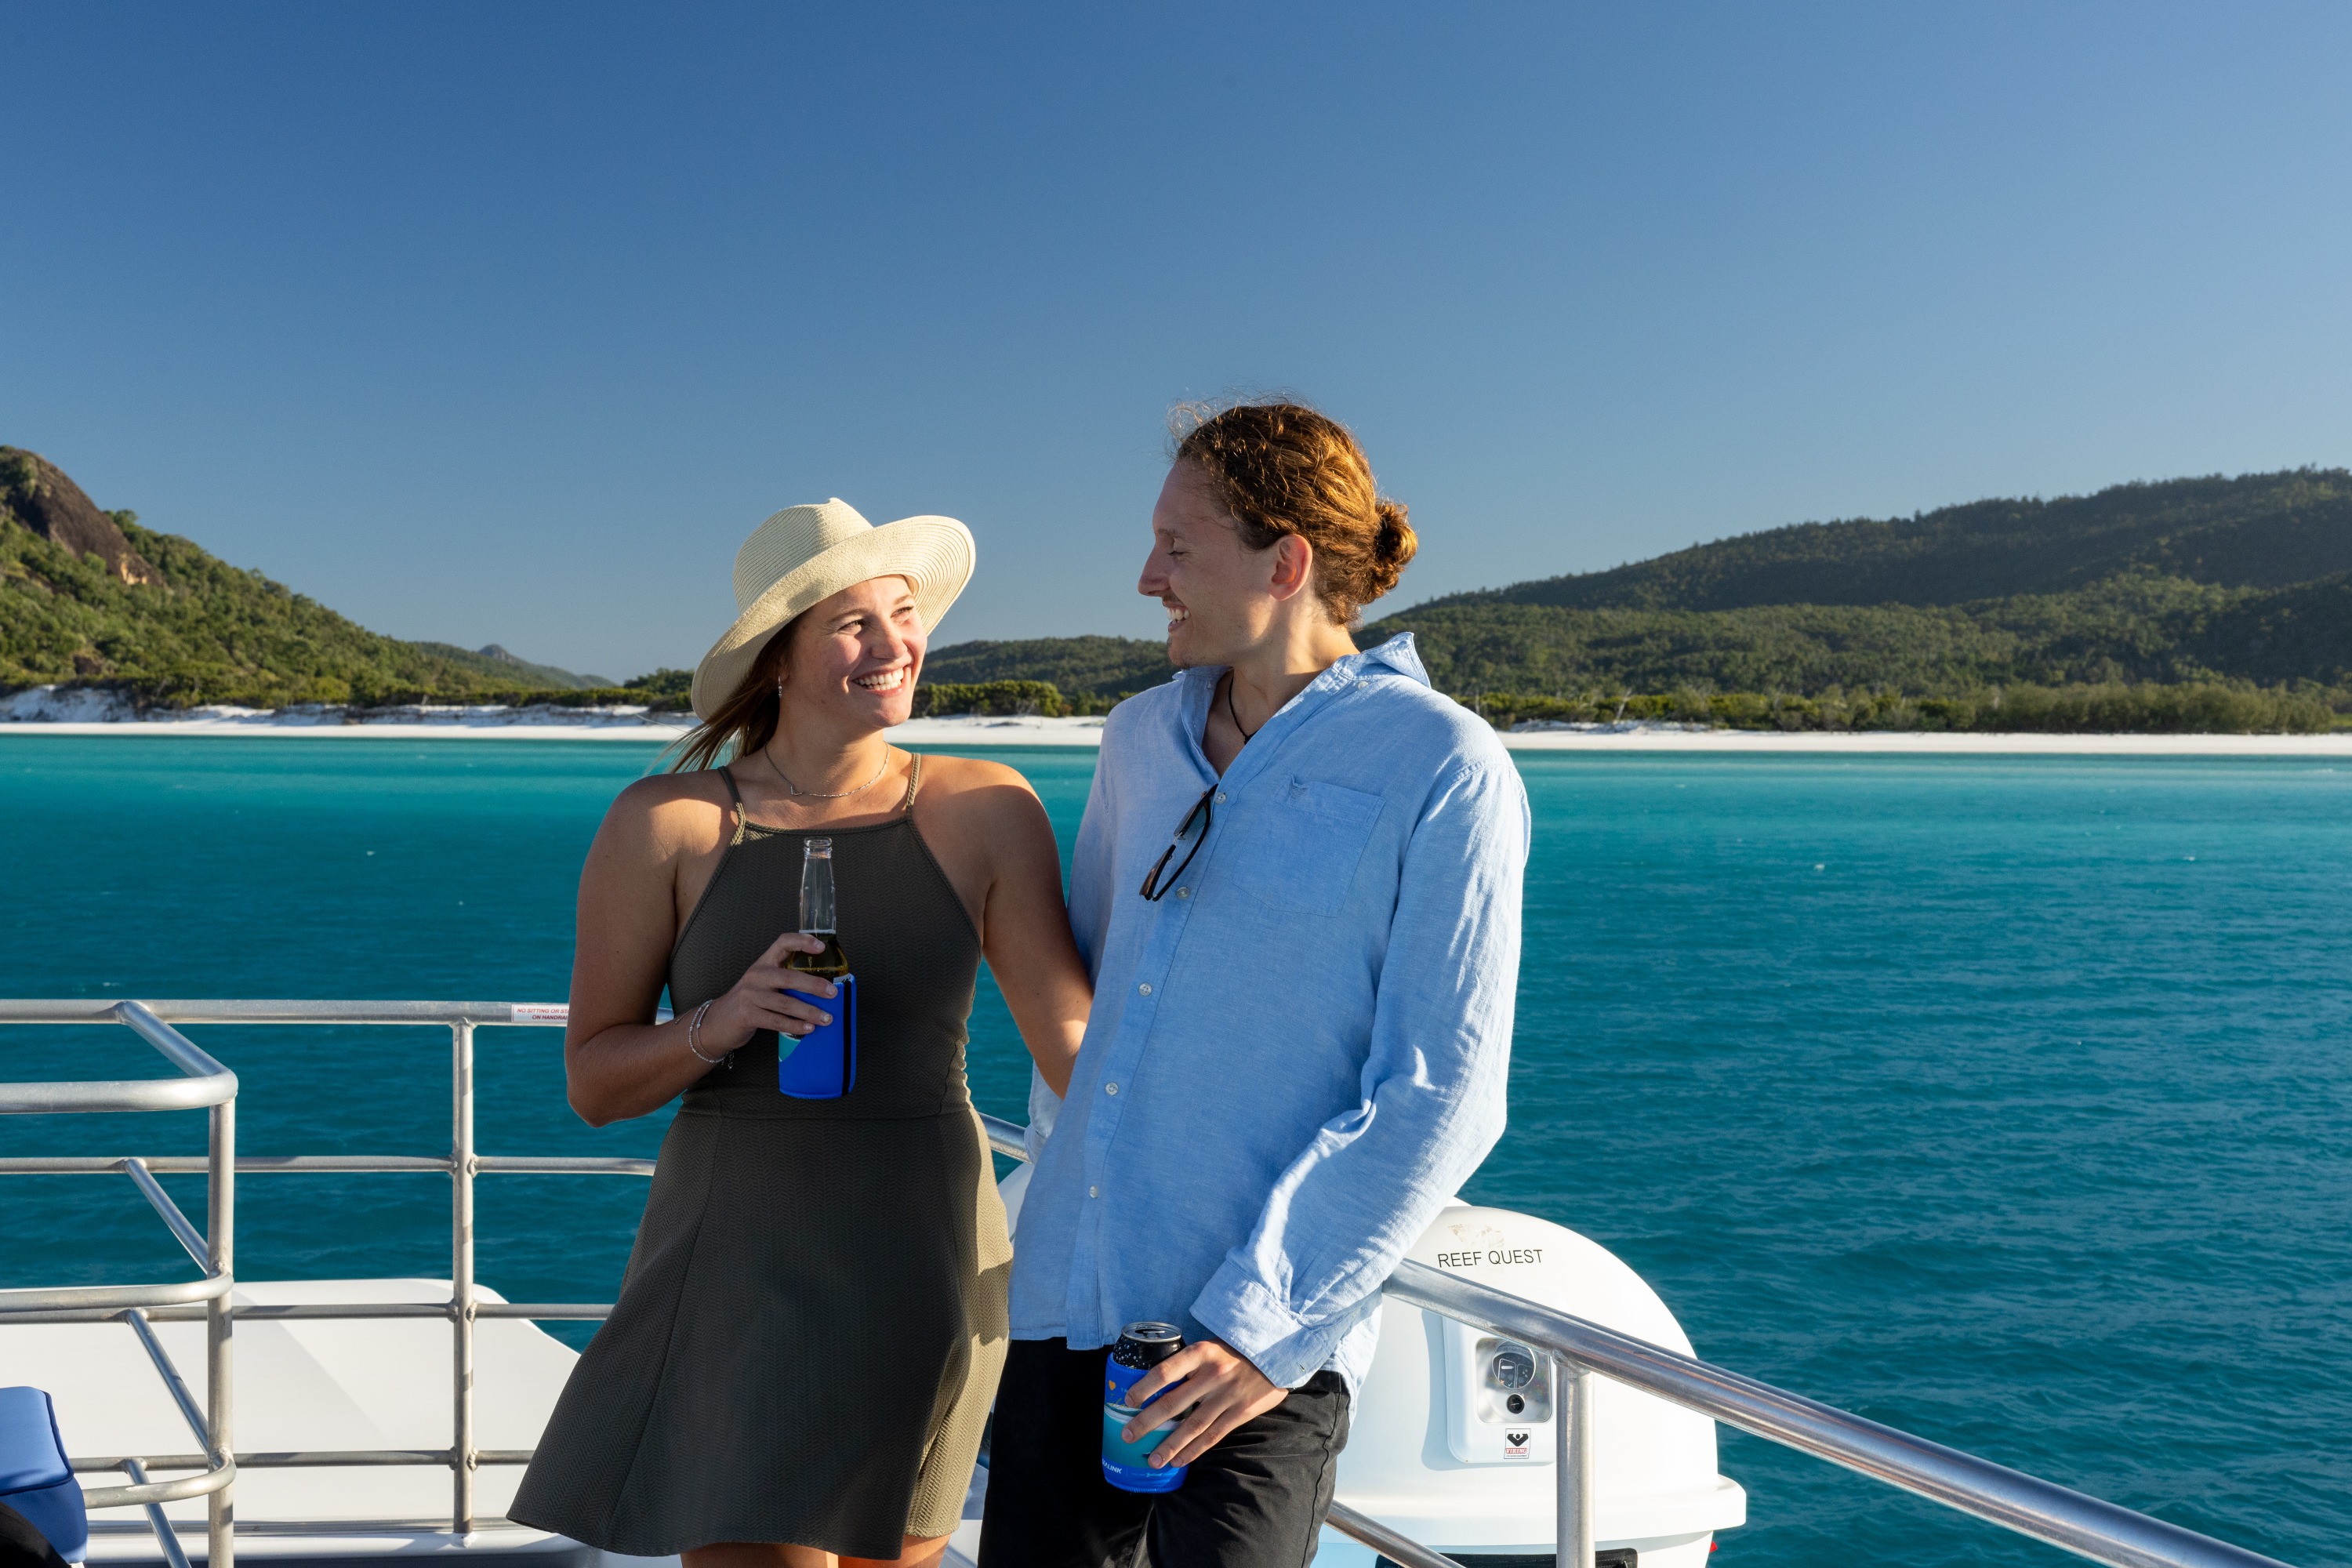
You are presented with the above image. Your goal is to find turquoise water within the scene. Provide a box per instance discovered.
[2,739,2344,1567]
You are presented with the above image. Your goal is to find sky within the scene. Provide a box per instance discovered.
[4,2,2348,681]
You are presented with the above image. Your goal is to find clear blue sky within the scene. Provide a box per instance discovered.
[5,2,2347,680]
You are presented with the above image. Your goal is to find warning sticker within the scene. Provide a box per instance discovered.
[509,1004,570,1025]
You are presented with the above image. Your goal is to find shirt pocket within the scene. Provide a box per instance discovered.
[1221,777,1387,916]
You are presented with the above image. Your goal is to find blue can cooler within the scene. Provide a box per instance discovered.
[1101,1321,1188,1493]
[778,974,855,1100]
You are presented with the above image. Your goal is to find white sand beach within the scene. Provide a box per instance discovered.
[1493,728,2352,756]
[0,687,1108,744]
[0,704,696,742]
[3,702,2347,754]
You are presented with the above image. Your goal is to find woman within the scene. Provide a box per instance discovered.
[512,499,1091,1568]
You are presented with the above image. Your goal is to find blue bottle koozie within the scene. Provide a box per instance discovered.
[1102,1321,1188,1493]
[777,974,855,1099]
[778,837,855,1101]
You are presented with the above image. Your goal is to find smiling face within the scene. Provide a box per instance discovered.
[1139,460,1301,668]
[772,575,924,728]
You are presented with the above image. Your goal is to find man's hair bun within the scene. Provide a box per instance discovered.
[1366,496,1417,598]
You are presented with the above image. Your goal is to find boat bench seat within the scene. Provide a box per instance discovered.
[0,1387,85,1564]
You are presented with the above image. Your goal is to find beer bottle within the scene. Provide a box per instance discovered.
[789,837,852,978]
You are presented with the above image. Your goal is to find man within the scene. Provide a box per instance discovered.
[981,402,1529,1568]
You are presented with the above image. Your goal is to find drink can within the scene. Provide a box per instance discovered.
[1101,1321,1188,1493]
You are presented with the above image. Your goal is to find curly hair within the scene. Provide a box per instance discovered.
[1171,400,1417,626]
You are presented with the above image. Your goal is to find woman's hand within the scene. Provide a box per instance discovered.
[564,774,855,1127]
[702,931,842,1053]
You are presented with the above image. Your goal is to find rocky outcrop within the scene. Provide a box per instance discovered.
[0,447,162,586]
[0,684,140,721]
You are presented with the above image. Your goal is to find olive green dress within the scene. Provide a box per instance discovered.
[512,757,1011,1559]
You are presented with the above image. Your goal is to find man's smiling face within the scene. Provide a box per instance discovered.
[1138,460,1278,669]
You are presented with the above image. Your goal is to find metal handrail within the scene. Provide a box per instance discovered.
[0,1002,238,1568]
[118,1459,196,1568]
[1385,1261,2289,1568]
[5,1009,2298,1568]
[976,1132,2288,1568]
[0,999,672,1553]
[0,1000,555,1027]
[0,1000,238,1113]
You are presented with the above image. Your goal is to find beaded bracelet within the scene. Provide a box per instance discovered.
[685,1000,728,1065]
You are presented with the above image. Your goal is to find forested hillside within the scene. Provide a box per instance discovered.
[1364,470,2352,710]
[412,641,606,689]
[924,469,2351,730]
[0,447,601,706]
[6,445,2347,730]
[1372,571,2352,695]
[1421,469,2352,612]
[920,635,1171,700]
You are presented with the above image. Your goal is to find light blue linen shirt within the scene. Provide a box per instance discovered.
[1007,633,1530,1396]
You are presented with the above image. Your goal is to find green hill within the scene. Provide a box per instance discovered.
[1424,469,2352,612]
[923,470,2351,731]
[0,447,603,707]
[1363,471,2352,717]
[920,635,1171,700]
[1373,569,2352,696]
[8,445,2347,731]
[412,642,606,690]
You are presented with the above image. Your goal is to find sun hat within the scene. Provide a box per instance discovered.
[689,498,975,720]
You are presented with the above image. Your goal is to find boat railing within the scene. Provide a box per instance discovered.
[0,1001,239,1568]
[0,1000,2295,1568]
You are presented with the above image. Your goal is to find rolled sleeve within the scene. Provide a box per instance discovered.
[1190,1265,1374,1388]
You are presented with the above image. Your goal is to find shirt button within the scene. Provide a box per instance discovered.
[1089,1185,1099,1198]
[1105,1082,1119,1094]
[1214,792,1227,804]
[1176,887,1190,898]
[1138,982,1152,996]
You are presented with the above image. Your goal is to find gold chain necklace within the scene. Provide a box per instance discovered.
[764,745,891,800]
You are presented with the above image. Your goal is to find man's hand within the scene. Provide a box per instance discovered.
[1120,1339,1288,1469]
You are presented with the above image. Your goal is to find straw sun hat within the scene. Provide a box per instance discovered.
[689,499,976,720]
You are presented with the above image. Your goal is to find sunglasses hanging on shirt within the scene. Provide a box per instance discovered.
[1138,788,1215,901]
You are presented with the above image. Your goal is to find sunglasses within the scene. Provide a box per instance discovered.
[1138,787,1215,901]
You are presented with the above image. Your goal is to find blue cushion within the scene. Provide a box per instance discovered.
[0,1389,85,1563]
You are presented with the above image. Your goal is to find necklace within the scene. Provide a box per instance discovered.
[1225,674,1261,742]
[765,745,891,800]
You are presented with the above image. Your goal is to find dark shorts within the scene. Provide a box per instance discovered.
[978,1338,1352,1568]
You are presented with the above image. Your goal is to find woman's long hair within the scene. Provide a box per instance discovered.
[671,617,798,773]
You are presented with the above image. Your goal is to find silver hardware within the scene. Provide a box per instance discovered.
[1558,1359,1592,1568]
